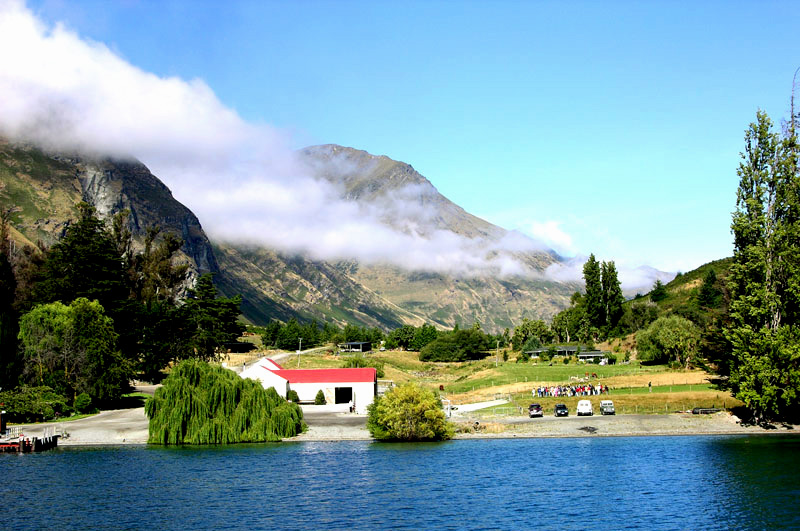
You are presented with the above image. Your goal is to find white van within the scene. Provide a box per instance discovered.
[576,400,593,416]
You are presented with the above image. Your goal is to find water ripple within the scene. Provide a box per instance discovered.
[1,435,799,530]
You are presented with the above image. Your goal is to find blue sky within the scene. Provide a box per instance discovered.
[20,0,800,274]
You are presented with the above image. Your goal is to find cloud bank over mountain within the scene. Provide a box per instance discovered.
[0,1,668,291]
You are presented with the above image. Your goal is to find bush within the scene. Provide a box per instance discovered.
[314,389,326,405]
[287,390,300,403]
[0,386,71,423]
[367,382,454,441]
[562,357,570,364]
[419,329,489,362]
[342,355,385,378]
[73,392,93,414]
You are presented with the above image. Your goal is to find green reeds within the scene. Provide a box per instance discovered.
[145,359,305,444]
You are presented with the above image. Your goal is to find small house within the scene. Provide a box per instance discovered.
[239,358,377,414]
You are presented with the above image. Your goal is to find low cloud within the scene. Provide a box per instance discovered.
[529,221,574,256]
[545,256,676,294]
[0,2,665,288]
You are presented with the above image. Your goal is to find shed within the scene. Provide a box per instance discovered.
[338,341,372,353]
[239,359,377,414]
[273,368,377,413]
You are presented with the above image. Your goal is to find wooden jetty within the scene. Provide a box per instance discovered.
[0,426,60,453]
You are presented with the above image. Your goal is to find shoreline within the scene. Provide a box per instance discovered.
[12,408,797,447]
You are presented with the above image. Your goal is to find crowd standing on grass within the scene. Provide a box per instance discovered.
[533,384,608,398]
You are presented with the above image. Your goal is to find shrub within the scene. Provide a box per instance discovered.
[73,392,92,414]
[0,386,71,423]
[419,329,489,362]
[314,389,326,405]
[367,382,454,441]
[562,357,570,364]
[342,355,385,378]
[287,390,300,403]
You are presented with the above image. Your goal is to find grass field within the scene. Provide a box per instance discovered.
[233,346,740,415]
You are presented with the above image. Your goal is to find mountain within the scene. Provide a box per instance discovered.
[0,139,217,282]
[1,140,577,332]
[212,145,577,331]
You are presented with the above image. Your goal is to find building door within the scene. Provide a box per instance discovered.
[334,387,353,404]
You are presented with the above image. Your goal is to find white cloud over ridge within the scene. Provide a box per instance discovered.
[0,1,668,291]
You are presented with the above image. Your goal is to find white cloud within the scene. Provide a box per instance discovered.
[0,1,673,288]
[545,255,676,294]
[529,220,574,255]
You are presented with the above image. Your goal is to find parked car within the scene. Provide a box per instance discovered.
[577,400,593,416]
[554,403,569,417]
[600,400,615,415]
[528,404,543,418]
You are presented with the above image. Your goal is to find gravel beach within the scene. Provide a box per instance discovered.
[12,406,796,446]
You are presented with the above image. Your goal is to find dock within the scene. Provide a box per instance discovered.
[0,426,60,453]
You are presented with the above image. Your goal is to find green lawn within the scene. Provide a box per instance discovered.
[444,362,668,393]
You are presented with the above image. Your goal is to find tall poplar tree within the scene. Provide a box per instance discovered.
[727,109,800,421]
[583,254,604,331]
[601,260,625,333]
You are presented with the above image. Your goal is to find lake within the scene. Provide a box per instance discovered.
[2,435,799,530]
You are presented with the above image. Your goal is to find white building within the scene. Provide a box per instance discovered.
[239,358,377,414]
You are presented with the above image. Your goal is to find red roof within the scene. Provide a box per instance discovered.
[271,368,377,384]
[266,358,284,369]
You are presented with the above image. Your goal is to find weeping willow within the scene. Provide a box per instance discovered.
[145,360,305,444]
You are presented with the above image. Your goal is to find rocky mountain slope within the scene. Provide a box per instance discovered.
[1,140,578,332]
[0,139,217,281]
[213,145,577,331]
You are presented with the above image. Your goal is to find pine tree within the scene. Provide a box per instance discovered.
[650,279,668,302]
[182,274,245,361]
[697,269,722,308]
[33,203,127,312]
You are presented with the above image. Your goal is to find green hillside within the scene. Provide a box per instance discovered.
[628,256,732,316]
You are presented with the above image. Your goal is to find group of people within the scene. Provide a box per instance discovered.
[532,384,608,398]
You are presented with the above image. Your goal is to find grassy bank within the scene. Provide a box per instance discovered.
[245,347,739,415]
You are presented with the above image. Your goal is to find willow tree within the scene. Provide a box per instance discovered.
[145,359,305,444]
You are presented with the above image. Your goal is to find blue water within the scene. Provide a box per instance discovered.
[2,435,799,530]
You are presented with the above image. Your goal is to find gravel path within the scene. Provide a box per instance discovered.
[13,406,796,446]
[454,411,797,438]
[17,408,149,446]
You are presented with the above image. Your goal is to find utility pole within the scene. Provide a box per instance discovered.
[297,338,303,368]
[496,339,500,367]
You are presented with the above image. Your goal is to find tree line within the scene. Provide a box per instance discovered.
[0,203,244,418]
[258,318,511,364]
